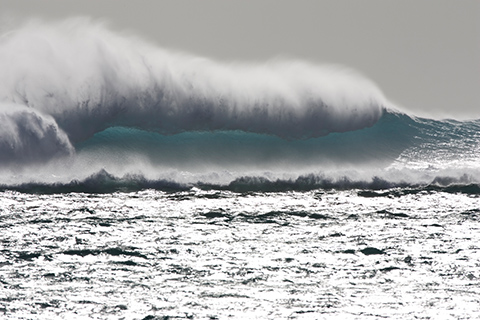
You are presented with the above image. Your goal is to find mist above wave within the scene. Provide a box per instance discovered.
[0,18,388,165]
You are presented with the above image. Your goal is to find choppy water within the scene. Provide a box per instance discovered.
[1,189,479,319]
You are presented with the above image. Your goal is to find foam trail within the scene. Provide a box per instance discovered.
[0,18,387,165]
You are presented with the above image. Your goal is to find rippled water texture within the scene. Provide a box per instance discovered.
[1,189,479,319]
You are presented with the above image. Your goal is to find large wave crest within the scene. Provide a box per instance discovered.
[0,18,387,166]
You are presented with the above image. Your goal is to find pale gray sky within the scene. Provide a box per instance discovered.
[1,0,479,119]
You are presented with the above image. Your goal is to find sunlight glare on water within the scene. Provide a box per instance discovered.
[1,189,479,319]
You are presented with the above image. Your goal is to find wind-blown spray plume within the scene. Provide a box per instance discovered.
[0,18,387,165]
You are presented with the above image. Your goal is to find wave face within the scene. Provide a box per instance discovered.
[0,19,479,192]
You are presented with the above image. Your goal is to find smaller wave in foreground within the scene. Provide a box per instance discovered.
[2,167,480,194]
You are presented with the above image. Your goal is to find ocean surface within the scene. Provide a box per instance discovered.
[0,19,479,319]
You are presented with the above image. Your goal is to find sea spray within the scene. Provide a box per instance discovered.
[0,18,386,166]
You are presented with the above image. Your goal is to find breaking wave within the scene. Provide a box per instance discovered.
[0,18,385,163]
[0,18,479,192]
